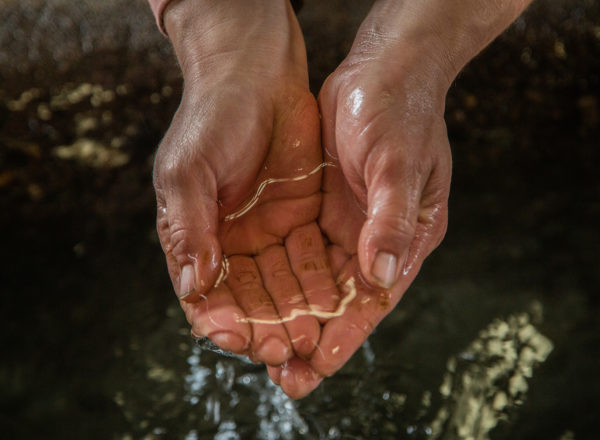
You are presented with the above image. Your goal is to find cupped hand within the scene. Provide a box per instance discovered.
[154,0,453,400]
[270,30,453,398]
[153,0,338,367]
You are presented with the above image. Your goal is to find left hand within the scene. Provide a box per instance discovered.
[153,0,337,368]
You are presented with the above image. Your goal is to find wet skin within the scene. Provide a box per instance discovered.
[153,0,331,367]
[266,32,453,399]
[153,0,533,398]
[268,0,532,396]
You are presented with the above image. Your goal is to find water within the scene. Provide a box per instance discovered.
[110,303,555,439]
[112,272,561,439]
[1,0,599,438]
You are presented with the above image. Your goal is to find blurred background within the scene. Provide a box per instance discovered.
[1,0,598,439]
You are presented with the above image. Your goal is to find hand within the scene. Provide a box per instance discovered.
[269,6,454,398]
[281,0,531,397]
[153,0,334,366]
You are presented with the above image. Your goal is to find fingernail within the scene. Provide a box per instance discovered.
[208,331,249,353]
[292,335,316,358]
[371,251,398,288]
[257,336,291,365]
[179,264,195,298]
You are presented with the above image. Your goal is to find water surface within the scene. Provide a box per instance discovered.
[1,0,598,438]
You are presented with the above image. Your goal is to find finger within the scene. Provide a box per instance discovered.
[409,155,452,265]
[226,255,292,365]
[279,357,323,400]
[319,163,365,254]
[310,258,420,378]
[286,222,341,321]
[318,74,341,162]
[255,245,321,358]
[268,88,322,199]
[180,283,251,354]
[267,365,282,385]
[326,244,350,281]
[359,149,427,289]
[155,158,223,303]
[318,75,364,252]
[404,200,449,276]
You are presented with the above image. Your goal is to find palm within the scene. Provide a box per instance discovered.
[157,79,345,366]
[217,84,322,257]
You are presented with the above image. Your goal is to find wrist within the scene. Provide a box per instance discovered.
[165,0,307,84]
[347,6,454,96]
[341,30,450,117]
[352,0,531,91]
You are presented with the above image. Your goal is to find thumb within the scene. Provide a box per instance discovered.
[155,160,223,303]
[358,154,427,289]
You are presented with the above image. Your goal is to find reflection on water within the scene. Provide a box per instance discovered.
[112,302,553,439]
[116,335,312,439]
[429,307,553,440]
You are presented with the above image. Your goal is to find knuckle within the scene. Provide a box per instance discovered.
[156,215,171,250]
[228,257,262,291]
[246,295,275,314]
[160,150,194,185]
[366,142,434,190]
[154,150,216,207]
[291,229,316,251]
[374,214,416,244]
[233,270,262,291]
[268,258,291,280]
[168,223,192,258]
[391,216,417,238]
[296,256,330,275]
[155,139,211,186]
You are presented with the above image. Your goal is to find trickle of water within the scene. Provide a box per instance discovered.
[238,276,357,325]
[181,344,313,439]
[223,162,335,222]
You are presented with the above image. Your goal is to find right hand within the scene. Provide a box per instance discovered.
[153,0,330,367]
[266,0,455,398]
[267,0,532,398]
